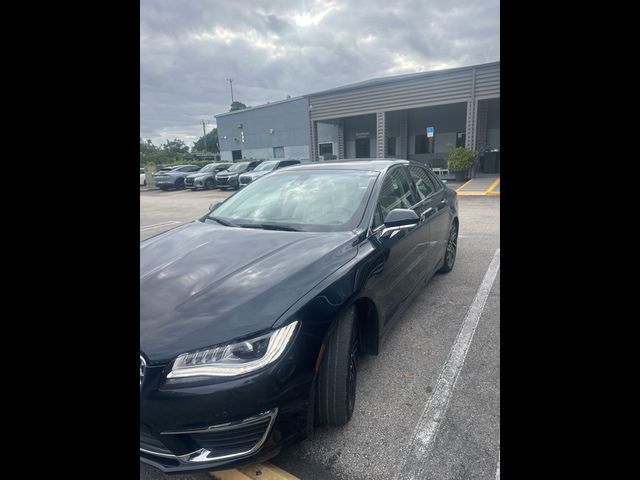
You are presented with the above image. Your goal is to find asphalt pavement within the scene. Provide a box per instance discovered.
[139,190,500,480]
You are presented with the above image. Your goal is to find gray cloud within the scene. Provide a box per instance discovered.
[140,0,499,147]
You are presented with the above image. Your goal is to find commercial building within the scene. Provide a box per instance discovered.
[216,61,499,173]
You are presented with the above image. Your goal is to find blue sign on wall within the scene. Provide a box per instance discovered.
[426,126,434,137]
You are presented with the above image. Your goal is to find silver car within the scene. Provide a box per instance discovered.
[184,162,233,190]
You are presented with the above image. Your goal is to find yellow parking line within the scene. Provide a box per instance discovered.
[210,463,300,480]
[486,178,500,194]
[456,178,474,192]
[457,191,491,196]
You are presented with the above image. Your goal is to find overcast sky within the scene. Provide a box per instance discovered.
[140,0,499,148]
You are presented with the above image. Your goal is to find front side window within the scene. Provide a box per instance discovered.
[373,167,418,228]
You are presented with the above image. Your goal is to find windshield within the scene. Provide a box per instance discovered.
[253,160,277,172]
[227,162,249,172]
[199,163,217,173]
[207,170,378,232]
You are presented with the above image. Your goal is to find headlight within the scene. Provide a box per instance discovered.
[167,321,298,378]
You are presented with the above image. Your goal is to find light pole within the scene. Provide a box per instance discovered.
[226,78,234,103]
[201,120,208,152]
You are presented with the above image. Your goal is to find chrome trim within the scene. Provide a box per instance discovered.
[140,355,146,389]
[140,408,278,464]
[161,408,276,435]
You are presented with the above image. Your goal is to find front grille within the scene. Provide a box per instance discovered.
[185,177,194,186]
[140,429,173,455]
[217,177,229,185]
[239,176,252,185]
[190,416,271,456]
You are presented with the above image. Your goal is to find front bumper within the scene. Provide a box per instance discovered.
[140,330,319,474]
[140,409,282,473]
[217,176,239,189]
[186,179,205,189]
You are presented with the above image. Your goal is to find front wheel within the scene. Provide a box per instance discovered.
[175,178,185,190]
[205,178,214,190]
[439,221,458,273]
[317,305,359,426]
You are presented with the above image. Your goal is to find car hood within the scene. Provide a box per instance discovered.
[140,221,358,364]
[241,171,270,180]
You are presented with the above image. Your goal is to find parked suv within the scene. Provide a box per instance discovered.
[154,165,201,191]
[238,159,302,188]
[185,162,233,190]
[215,160,263,190]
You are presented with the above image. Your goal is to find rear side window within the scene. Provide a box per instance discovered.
[408,165,436,200]
[425,169,444,192]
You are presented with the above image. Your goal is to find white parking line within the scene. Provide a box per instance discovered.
[495,451,500,480]
[396,248,500,480]
[139,221,182,232]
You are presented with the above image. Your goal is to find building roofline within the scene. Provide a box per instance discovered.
[215,96,305,118]
[214,61,499,118]
[307,61,500,98]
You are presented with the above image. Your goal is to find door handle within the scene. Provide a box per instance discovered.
[421,207,434,219]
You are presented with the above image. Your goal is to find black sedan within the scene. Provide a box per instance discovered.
[140,160,459,474]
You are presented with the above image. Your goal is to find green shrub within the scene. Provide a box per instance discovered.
[446,146,477,172]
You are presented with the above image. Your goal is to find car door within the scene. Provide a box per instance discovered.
[424,169,451,267]
[405,164,440,278]
[368,166,422,325]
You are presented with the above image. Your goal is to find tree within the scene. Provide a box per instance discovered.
[193,128,219,153]
[162,138,189,159]
[230,101,247,111]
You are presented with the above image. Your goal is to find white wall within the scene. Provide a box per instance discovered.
[220,146,309,161]
[284,145,309,158]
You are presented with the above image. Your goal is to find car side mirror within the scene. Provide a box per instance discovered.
[209,202,221,211]
[383,208,419,227]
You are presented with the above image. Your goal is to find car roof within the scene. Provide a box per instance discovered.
[282,159,409,173]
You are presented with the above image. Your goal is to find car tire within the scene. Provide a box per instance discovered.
[317,305,358,426]
[439,220,458,273]
[205,179,214,190]
[143,180,147,186]
[175,178,185,190]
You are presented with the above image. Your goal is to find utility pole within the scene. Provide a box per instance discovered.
[226,78,234,103]
[201,120,208,152]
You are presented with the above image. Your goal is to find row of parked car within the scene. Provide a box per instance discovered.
[142,159,305,191]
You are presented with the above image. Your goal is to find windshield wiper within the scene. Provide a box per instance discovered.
[205,215,239,227]
[238,223,300,232]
